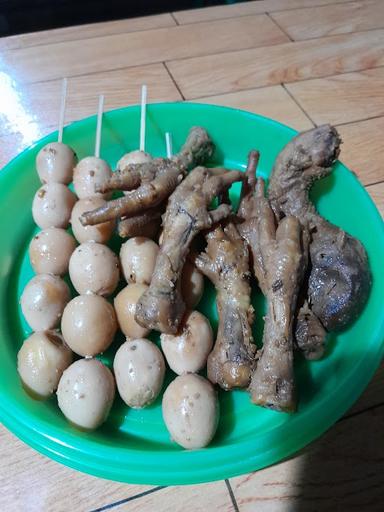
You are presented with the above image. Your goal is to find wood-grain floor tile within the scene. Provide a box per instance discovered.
[190,85,313,131]
[337,116,384,186]
[0,426,149,512]
[346,363,384,417]
[366,181,384,216]
[114,482,234,512]
[286,67,384,126]
[173,0,352,24]
[0,15,288,84]
[271,0,384,41]
[0,63,182,139]
[167,29,384,99]
[230,404,384,511]
[0,14,176,51]
[0,131,50,170]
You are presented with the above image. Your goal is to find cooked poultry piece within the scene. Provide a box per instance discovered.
[239,154,305,412]
[268,125,371,333]
[294,300,327,360]
[194,220,256,390]
[80,127,214,226]
[118,205,163,238]
[135,166,244,334]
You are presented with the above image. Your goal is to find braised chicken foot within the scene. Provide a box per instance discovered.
[135,166,243,334]
[195,221,256,390]
[239,155,304,412]
[80,127,214,226]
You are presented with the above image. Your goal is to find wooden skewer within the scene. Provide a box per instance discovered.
[57,78,68,143]
[139,84,147,152]
[95,94,104,158]
[165,132,173,158]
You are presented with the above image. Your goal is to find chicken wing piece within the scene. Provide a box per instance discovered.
[194,221,256,390]
[80,127,214,226]
[134,166,243,334]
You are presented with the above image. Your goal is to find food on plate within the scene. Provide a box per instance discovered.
[195,220,256,390]
[117,149,152,172]
[17,113,373,446]
[29,227,77,276]
[17,331,73,398]
[114,283,151,339]
[61,295,117,357]
[268,125,371,353]
[113,338,165,408]
[117,150,152,170]
[135,166,243,334]
[162,373,219,449]
[70,196,115,243]
[181,262,204,309]
[57,358,115,430]
[118,206,163,239]
[79,126,214,226]
[120,236,159,285]
[160,310,213,375]
[69,242,120,296]
[32,183,77,229]
[36,141,77,185]
[73,156,112,199]
[294,301,327,360]
[239,153,304,412]
[20,273,71,331]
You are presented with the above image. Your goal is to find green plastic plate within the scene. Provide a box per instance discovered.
[0,103,383,485]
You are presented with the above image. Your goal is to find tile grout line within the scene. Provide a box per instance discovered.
[0,11,287,55]
[266,23,384,44]
[3,6,382,56]
[162,61,186,100]
[225,479,240,512]
[334,113,384,128]
[167,65,384,102]
[169,0,352,26]
[265,12,294,42]
[170,12,180,26]
[365,179,384,188]
[10,33,290,86]
[338,402,384,423]
[163,25,384,66]
[1,18,179,52]
[10,32,384,87]
[281,83,317,126]
[271,0,356,16]
[89,486,167,512]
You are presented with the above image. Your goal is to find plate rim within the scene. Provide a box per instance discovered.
[1,102,384,485]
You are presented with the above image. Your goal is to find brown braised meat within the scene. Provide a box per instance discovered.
[268,125,371,334]
[238,154,305,412]
[194,221,256,390]
[80,127,214,226]
[117,205,163,239]
[295,300,326,360]
[135,166,243,334]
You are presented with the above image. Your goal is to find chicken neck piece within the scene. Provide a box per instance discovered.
[268,125,371,334]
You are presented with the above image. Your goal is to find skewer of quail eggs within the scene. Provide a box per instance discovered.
[17,84,219,448]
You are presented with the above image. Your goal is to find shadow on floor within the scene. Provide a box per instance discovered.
[294,404,384,512]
